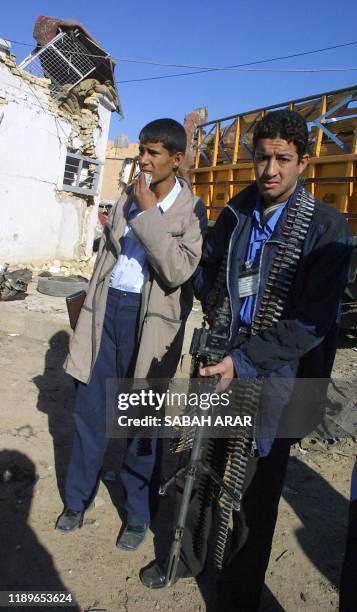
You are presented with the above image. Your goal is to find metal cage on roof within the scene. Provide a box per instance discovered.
[19,30,97,97]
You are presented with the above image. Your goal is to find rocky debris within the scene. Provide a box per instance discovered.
[8,257,96,279]
[56,76,116,116]
[53,78,116,158]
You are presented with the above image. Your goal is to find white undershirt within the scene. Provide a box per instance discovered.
[109,178,182,293]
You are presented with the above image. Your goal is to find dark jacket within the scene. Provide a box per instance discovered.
[194,182,352,454]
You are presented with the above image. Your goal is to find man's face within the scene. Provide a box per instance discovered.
[253,138,308,205]
[138,141,183,185]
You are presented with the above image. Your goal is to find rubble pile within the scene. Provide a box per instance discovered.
[8,257,96,280]
[53,78,116,158]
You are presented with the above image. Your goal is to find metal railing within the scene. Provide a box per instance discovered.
[192,85,357,227]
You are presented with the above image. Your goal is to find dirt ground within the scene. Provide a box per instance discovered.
[0,315,356,612]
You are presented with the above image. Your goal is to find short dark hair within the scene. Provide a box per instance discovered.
[253,110,309,161]
[139,118,187,155]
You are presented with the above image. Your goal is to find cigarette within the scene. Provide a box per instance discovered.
[143,172,152,187]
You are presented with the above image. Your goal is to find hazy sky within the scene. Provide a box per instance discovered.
[3,0,357,142]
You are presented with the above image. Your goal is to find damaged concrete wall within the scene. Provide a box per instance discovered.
[0,43,113,264]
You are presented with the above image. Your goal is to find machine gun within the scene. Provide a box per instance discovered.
[159,268,246,585]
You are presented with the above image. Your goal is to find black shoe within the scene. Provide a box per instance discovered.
[55,508,84,533]
[116,524,148,551]
[139,561,178,589]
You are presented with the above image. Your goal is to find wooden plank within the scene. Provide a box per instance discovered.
[212,122,220,166]
[343,126,357,211]
[314,95,327,159]
[232,117,240,164]
[195,126,202,168]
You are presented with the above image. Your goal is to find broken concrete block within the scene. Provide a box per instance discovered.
[84,96,99,106]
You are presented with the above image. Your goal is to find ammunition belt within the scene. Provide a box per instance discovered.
[252,186,315,334]
[214,185,315,568]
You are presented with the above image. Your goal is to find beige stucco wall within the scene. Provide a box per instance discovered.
[100,141,138,201]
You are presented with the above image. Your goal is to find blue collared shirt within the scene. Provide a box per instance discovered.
[239,198,287,328]
[110,178,182,293]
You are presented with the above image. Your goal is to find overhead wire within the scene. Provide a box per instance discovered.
[4,36,357,69]
[116,39,357,69]
[3,36,357,85]
[114,40,357,82]
[116,66,357,84]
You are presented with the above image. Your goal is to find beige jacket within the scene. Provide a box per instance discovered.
[65,179,205,383]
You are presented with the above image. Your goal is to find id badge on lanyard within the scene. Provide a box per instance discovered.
[239,260,259,298]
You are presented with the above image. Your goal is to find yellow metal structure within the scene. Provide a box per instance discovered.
[191,85,357,234]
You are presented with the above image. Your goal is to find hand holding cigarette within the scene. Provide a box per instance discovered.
[133,172,157,211]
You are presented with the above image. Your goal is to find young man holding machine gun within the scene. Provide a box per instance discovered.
[55,118,206,551]
[140,110,352,611]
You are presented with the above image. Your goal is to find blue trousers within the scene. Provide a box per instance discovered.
[65,288,156,524]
